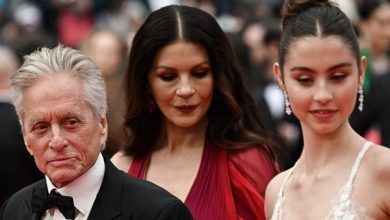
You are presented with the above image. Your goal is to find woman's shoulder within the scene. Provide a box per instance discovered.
[365,144,390,178]
[227,146,277,195]
[363,144,390,213]
[264,168,292,219]
[266,168,291,190]
[111,150,134,172]
[228,146,272,162]
[229,146,276,177]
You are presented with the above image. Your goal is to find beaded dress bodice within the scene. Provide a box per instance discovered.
[270,142,372,220]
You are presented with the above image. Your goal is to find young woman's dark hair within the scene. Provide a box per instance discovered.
[279,0,361,74]
[124,5,278,161]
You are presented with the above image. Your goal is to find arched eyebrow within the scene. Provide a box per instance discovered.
[290,62,352,73]
[289,66,315,73]
[154,61,210,71]
[327,62,352,72]
[154,66,175,71]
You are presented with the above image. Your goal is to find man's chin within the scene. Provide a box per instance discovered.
[47,169,80,188]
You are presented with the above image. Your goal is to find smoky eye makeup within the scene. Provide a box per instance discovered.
[158,73,176,81]
[153,66,176,81]
[291,72,313,84]
[297,77,312,84]
[330,72,347,81]
[192,67,210,78]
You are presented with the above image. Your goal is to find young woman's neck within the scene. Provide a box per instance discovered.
[298,121,366,175]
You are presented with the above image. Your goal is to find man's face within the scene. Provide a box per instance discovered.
[21,73,107,188]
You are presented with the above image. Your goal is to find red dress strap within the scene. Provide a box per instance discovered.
[128,155,149,179]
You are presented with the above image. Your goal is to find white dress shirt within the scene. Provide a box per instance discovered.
[43,153,105,220]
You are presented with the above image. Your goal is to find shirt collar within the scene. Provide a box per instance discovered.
[46,153,105,217]
[0,91,11,103]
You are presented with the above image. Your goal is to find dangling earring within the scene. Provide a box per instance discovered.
[358,85,364,112]
[147,94,156,113]
[283,90,292,115]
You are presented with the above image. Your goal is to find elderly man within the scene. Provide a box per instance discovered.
[0,45,192,220]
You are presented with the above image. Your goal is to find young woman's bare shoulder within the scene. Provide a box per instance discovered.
[365,144,390,178]
[111,151,133,172]
[265,168,292,219]
[365,144,390,215]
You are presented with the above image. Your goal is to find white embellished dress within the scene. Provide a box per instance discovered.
[270,142,373,220]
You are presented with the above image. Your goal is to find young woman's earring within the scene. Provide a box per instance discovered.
[358,85,364,112]
[283,90,292,115]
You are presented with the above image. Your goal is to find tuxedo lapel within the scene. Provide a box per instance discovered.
[12,199,36,220]
[13,180,47,220]
[88,155,129,220]
[31,213,41,220]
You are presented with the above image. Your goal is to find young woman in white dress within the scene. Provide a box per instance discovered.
[265,0,390,219]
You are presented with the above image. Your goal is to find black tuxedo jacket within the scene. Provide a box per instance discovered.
[0,102,42,206]
[0,155,193,220]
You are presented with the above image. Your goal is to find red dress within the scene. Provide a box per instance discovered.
[128,142,275,220]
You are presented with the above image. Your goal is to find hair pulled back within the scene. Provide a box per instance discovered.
[279,0,361,73]
[281,0,333,29]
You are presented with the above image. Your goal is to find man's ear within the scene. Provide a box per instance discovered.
[273,62,285,89]
[21,123,34,156]
[24,140,34,156]
[99,116,108,149]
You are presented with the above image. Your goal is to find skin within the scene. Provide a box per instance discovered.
[112,40,214,201]
[264,36,390,219]
[279,36,362,135]
[148,40,214,130]
[21,73,107,188]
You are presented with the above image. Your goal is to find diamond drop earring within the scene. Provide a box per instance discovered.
[358,85,364,112]
[283,90,292,115]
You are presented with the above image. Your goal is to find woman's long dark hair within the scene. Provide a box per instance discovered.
[124,5,279,166]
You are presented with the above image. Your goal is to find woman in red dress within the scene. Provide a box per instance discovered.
[112,5,280,220]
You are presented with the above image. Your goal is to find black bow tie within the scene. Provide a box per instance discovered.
[31,188,76,219]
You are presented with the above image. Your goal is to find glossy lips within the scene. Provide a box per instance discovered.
[175,105,198,113]
[309,109,338,120]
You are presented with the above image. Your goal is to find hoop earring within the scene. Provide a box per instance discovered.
[283,90,292,115]
[358,85,364,112]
